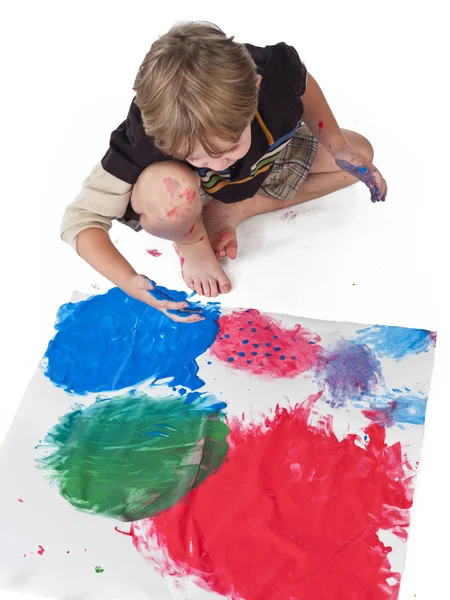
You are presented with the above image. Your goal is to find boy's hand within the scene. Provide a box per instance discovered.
[334,145,387,203]
[121,274,204,323]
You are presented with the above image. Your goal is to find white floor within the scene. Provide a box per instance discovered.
[1,2,448,599]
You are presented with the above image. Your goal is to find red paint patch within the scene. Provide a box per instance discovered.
[180,257,185,268]
[37,545,45,556]
[180,187,196,205]
[146,249,162,257]
[198,236,205,242]
[210,309,321,378]
[17,498,24,503]
[166,207,177,218]
[132,395,410,600]
[318,121,324,133]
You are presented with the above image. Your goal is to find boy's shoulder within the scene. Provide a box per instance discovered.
[245,42,302,76]
[245,42,307,100]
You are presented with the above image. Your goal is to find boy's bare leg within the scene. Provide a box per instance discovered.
[204,130,374,259]
[131,162,231,297]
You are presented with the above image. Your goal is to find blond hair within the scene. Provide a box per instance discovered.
[133,22,259,158]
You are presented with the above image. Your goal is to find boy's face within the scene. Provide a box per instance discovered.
[185,123,252,172]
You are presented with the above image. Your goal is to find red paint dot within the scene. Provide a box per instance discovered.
[318,121,324,133]
[146,249,162,257]
[17,498,24,503]
[37,545,45,556]
[133,395,411,600]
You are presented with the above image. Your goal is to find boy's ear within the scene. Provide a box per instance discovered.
[256,74,262,88]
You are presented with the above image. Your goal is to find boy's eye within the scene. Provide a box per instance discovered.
[228,145,239,154]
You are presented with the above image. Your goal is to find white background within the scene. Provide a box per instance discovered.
[0,1,448,599]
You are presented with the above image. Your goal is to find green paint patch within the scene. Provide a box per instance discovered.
[95,566,104,573]
[37,392,229,520]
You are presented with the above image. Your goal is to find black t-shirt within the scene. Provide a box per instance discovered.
[101,42,307,204]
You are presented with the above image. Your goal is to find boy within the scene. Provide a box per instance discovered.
[61,21,387,323]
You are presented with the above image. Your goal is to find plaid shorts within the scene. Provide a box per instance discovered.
[258,122,318,201]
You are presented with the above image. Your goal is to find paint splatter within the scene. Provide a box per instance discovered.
[281,210,298,223]
[362,389,428,426]
[91,283,100,291]
[318,121,324,133]
[132,395,411,600]
[315,340,382,408]
[115,526,132,537]
[210,309,321,378]
[183,224,195,237]
[43,286,220,394]
[355,325,435,360]
[37,545,45,555]
[17,498,24,503]
[146,249,162,257]
[95,566,104,573]
[37,391,229,521]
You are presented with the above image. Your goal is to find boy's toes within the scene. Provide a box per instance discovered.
[193,279,204,296]
[202,281,211,297]
[208,278,219,297]
[218,274,232,294]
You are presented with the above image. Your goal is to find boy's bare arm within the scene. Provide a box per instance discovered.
[61,163,203,322]
[301,74,387,202]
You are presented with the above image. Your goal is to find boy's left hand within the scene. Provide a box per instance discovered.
[334,145,387,203]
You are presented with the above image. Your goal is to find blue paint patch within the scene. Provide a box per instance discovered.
[44,287,221,394]
[355,325,434,359]
[363,389,428,426]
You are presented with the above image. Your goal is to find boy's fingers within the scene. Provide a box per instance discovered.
[162,309,204,323]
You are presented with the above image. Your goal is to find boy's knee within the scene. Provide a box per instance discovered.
[131,161,202,238]
[359,135,374,162]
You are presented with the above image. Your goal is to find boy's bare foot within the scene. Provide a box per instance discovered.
[202,199,248,260]
[175,235,232,298]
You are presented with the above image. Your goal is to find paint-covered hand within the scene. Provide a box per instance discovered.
[334,146,387,202]
[121,274,204,323]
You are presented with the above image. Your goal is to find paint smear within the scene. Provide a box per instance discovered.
[95,566,104,573]
[355,325,435,360]
[43,286,220,394]
[210,309,321,378]
[37,545,45,555]
[318,121,324,133]
[315,339,382,408]
[17,498,24,503]
[146,249,162,257]
[37,391,229,521]
[163,177,180,195]
[362,389,428,426]
[132,394,411,600]
[180,188,196,205]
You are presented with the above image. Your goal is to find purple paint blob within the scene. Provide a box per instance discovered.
[315,340,382,408]
[335,159,384,202]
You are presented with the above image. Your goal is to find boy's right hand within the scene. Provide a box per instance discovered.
[121,274,204,323]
